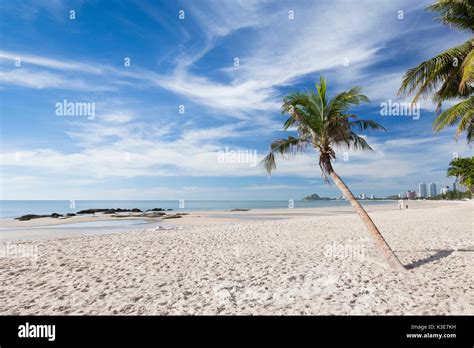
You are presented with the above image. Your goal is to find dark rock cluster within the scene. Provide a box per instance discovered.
[15,208,180,221]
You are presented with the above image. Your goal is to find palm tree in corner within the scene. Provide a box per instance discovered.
[398,0,473,143]
[262,77,406,272]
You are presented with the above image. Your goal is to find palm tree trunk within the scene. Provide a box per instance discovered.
[326,162,406,272]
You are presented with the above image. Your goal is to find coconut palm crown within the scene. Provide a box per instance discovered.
[262,77,385,177]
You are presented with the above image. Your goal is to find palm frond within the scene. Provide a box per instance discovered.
[261,136,306,174]
[447,156,474,191]
[350,120,387,132]
[465,117,474,142]
[459,46,474,92]
[427,0,474,32]
[327,87,370,120]
[433,96,474,142]
[397,40,472,103]
[456,107,474,142]
[270,136,303,154]
[348,132,373,151]
[282,92,323,134]
[316,76,327,111]
[261,152,276,174]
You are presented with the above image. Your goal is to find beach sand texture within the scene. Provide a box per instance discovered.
[1,201,472,315]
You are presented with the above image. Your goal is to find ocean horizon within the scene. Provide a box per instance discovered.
[0,199,394,219]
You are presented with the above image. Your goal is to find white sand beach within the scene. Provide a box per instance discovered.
[0,201,472,315]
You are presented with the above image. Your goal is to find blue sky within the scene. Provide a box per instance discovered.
[0,0,472,200]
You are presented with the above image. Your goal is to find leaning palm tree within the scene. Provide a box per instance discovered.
[398,0,473,143]
[262,77,406,272]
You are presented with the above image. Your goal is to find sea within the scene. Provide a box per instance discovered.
[0,200,393,219]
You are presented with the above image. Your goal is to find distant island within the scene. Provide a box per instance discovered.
[302,193,334,201]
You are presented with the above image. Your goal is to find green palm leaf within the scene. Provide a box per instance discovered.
[398,0,474,143]
[427,0,474,32]
[262,77,385,175]
[398,40,472,103]
[433,96,474,142]
[447,156,474,193]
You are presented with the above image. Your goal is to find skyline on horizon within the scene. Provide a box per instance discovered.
[0,0,472,200]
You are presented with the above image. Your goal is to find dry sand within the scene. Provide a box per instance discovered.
[0,201,472,315]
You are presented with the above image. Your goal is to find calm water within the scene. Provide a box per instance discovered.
[0,200,392,219]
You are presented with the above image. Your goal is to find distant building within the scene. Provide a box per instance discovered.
[428,183,437,197]
[407,190,416,199]
[440,186,449,195]
[418,182,427,198]
[359,193,366,200]
[370,194,375,199]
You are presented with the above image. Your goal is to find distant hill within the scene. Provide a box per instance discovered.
[302,193,333,201]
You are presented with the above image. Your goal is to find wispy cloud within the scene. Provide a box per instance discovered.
[0,50,104,74]
[0,69,111,90]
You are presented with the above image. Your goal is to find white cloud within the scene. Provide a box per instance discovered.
[0,50,104,74]
[0,69,103,90]
[1,120,469,183]
[101,111,134,123]
[186,0,272,39]
[139,0,430,115]
[243,184,307,191]
[1,126,470,199]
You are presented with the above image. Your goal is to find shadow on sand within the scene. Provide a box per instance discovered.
[405,248,473,270]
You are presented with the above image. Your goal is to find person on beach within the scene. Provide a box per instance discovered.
[397,199,403,210]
